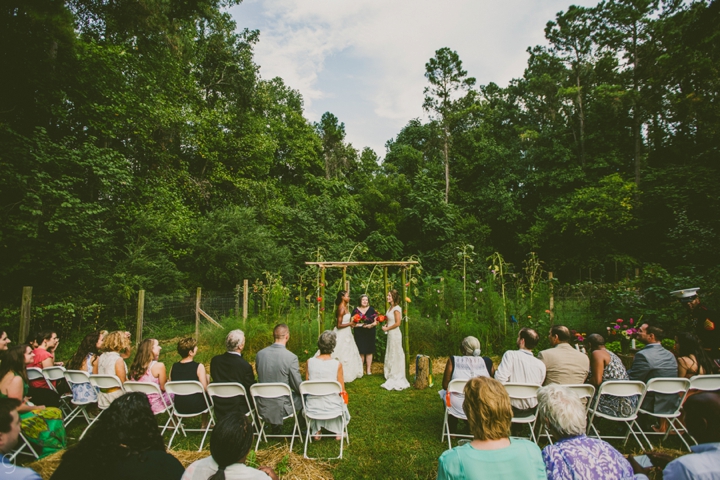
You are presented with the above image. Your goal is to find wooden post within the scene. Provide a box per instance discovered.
[136,290,145,346]
[242,279,249,327]
[235,284,240,319]
[548,272,555,325]
[19,287,32,343]
[384,267,389,311]
[635,267,640,279]
[342,267,347,294]
[320,268,326,338]
[402,267,410,379]
[195,287,201,339]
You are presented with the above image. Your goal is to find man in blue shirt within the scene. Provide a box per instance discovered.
[0,398,42,480]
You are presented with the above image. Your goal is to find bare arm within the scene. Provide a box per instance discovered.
[306,360,311,381]
[337,363,345,391]
[442,358,453,390]
[93,358,99,374]
[114,357,127,382]
[677,356,690,378]
[41,355,54,368]
[196,363,208,389]
[383,308,402,331]
[589,351,605,387]
[153,362,167,391]
[6,377,43,412]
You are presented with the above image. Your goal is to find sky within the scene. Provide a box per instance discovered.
[228,0,598,158]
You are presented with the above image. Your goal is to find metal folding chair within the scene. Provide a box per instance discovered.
[164,380,215,451]
[299,380,349,459]
[504,383,541,444]
[587,380,647,449]
[207,382,261,437]
[6,432,39,464]
[250,383,303,452]
[42,366,73,417]
[637,377,691,451]
[123,381,177,435]
[80,374,126,440]
[688,374,720,392]
[62,370,96,426]
[440,379,472,450]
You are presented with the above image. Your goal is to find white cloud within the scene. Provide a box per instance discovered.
[229,0,598,157]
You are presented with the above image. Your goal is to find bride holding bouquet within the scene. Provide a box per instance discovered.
[327,290,363,383]
[380,289,410,391]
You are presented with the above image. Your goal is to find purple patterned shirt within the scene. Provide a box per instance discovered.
[542,434,635,479]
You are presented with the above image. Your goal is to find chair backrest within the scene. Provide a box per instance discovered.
[596,380,646,398]
[447,379,468,395]
[63,369,91,387]
[26,367,46,382]
[299,380,342,397]
[689,374,720,392]
[42,366,66,382]
[89,374,124,391]
[645,377,690,395]
[123,380,163,396]
[563,384,596,402]
[503,383,541,401]
[164,380,205,396]
[207,382,249,399]
[250,382,292,399]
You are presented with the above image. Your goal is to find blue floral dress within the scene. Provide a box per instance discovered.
[71,353,98,403]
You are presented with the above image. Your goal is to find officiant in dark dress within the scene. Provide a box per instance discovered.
[352,294,378,375]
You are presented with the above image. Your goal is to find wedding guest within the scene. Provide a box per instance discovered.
[66,332,104,404]
[96,331,131,409]
[255,324,303,433]
[584,333,636,417]
[326,290,363,382]
[538,326,589,386]
[171,338,209,425]
[182,412,278,480]
[495,328,546,416]
[0,345,66,458]
[675,332,715,378]
[538,384,635,479]
[352,294,378,375]
[209,330,255,419]
[381,289,410,391]
[129,339,172,414]
[306,330,350,440]
[27,330,61,408]
[440,336,493,432]
[0,330,11,362]
[0,398,42,479]
[628,323,678,414]
[50,392,184,480]
[437,376,545,480]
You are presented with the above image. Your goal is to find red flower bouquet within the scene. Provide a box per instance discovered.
[352,313,363,323]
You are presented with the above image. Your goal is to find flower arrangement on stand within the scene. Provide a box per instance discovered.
[606,317,641,354]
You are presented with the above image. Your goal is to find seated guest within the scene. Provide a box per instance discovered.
[495,328,546,417]
[96,331,131,409]
[0,398,42,479]
[538,384,635,479]
[50,392,184,480]
[628,323,678,414]
[0,330,11,362]
[129,339,172,414]
[538,326,590,385]
[66,332,104,404]
[675,332,715,378]
[440,336,493,432]
[209,330,255,420]
[171,338,209,427]
[584,333,637,417]
[182,412,279,480]
[306,331,350,441]
[437,376,545,480]
[27,330,61,408]
[0,345,66,458]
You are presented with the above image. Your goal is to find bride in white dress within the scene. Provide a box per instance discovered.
[327,290,363,383]
[381,289,410,391]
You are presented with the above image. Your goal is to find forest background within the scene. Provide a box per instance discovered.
[1,0,719,357]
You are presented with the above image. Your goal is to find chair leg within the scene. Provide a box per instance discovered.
[303,421,311,459]
[167,418,183,449]
[198,417,214,452]
[255,418,265,452]
[79,408,105,440]
[446,415,452,450]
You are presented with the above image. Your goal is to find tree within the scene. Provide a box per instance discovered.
[315,112,357,180]
[423,48,476,203]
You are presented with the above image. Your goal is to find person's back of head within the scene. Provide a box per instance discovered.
[208,412,254,480]
[461,336,481,357]
[273,324,289,342]
[519,328,540,350]
[645,324,665,342]
[0,345,29,384]
[225,330,245,353]
[550,326,571,344]
[67,332,102,371]
[585,333,605,351]
[0,398,21,454]
[177,337,198,358]
[462,377,512,441]
[129,339,156,381]
[684,391,720,444]
[537,385,586,439]
[101,331,131,355]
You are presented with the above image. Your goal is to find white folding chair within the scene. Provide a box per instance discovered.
[26,368,50,388]
[587,380,647,449]
[42,366,73,417]
[62,370,96,426]
[440,379,472,450]
[164,380,215,451]
[123,381,177,435]
[637,377,691,451]
[250,383,303,452]
[504,383,540,444]
[689,374,720,392]
[80,374,125,440]
[299,380,349,459]
[537,384,595,444]
[207,383,261,437]
[7,432,39,464]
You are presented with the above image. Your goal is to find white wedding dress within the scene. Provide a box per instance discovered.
[330,313,363,383]
[381,305,410,391]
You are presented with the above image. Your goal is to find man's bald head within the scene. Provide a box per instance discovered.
[549,325,571,346]
[273,324,289,341]
[684,391,720,444]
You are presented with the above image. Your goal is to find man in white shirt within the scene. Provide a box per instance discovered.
[495,328,546,415]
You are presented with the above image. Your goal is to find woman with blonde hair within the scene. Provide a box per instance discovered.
[129,339,172,414]
[96,331,131,409]
[437,376,545,480]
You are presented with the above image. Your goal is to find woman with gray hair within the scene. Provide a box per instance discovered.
[439,336,494,432]
[305,330,350,440]
[538,384,635,480]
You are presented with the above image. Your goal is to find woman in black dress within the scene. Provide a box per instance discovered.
[170,338,209,427]
[352,294,378,375]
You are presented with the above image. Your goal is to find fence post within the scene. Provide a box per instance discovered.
[19,287,32,343]
[195,287,201,339]
[235,284,240,319]
[384,267,389,312]
[136,290,145,346]
[243,280,248,328]
[548,272,554,325]
[320,268,326,338]
[402,267,410,379]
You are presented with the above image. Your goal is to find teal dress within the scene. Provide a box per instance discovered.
[0,373,66,458]
[437,439,546,480]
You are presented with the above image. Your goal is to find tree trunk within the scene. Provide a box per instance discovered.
[443,124,449,203]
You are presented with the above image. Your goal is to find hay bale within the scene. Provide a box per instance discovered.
[414,356,430,389]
